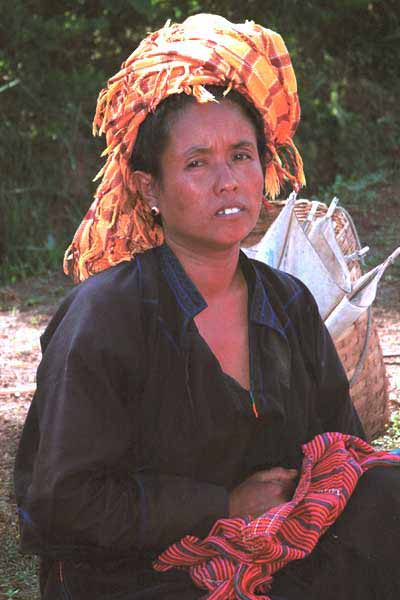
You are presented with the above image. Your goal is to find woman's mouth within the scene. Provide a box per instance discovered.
[216,207,243,216]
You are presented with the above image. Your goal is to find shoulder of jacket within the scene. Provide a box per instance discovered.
[65,249,160,309]
[41,251,161,346]
[250,258,313,305]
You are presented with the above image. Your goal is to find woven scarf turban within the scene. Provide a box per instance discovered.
[64,13,305,282]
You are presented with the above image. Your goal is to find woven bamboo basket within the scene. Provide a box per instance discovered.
[243,200,389,440]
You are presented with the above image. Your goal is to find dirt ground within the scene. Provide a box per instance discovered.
[0,260,399,598]
[0,274,73,599]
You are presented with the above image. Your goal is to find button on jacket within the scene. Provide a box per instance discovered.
[14,244,363,567]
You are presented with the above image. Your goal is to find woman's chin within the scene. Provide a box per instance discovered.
[165,218,258,255]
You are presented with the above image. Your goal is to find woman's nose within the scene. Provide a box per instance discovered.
[214,162,238,194]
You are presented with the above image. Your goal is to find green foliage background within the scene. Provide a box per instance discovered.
[1,0,399,283]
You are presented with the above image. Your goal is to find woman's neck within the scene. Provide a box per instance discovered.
[166,239,243,301]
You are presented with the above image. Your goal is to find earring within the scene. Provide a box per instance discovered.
[151,206,160,217]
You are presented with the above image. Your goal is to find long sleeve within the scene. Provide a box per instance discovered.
[314,315,365,438]
[14,263,228,562]
[301,284,365,439]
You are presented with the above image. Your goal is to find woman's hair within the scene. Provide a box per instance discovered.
[130,86,268,181]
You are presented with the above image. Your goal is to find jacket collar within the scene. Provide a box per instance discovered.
[157,243,288,337]
[157,244,206,321]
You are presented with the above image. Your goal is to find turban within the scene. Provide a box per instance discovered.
[64,14,306,282]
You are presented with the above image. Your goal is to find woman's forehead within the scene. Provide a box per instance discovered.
[166,100,258,153]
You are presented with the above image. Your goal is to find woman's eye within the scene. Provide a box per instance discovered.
[233,152,251,161]
[186,159,203,169]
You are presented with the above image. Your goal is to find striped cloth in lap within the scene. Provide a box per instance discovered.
[153,432,400,600]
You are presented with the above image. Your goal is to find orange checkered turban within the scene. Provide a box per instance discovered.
[64,14,305,282]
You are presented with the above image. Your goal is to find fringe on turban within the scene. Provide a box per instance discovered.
[64,13,306,282]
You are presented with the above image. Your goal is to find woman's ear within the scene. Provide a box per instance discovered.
[133,171,159,210]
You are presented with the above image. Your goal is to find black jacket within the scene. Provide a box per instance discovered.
[14,244,363,566]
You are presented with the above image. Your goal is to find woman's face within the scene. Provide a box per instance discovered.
[143,100,264,254]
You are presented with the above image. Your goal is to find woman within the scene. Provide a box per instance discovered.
[14,14,400,600]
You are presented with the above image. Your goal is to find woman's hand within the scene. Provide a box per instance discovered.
[228,467,298,518]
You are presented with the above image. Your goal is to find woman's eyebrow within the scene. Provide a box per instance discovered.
[231,140,257,149]
[182,139,256,156]
[183,145,211,156]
